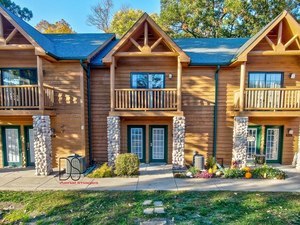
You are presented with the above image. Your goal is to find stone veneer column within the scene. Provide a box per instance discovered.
[172,116,185,168]
[33,115,52,176]
[232,117,248,167]
[107,116,120,166]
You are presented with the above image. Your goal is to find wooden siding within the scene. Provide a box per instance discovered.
[43,60,86,167]
[182,67,215,164]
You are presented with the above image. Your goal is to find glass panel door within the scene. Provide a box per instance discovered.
[26,127,35,166]
[247,127,260,160]
[150,126,167,162]
[128,126,145,162]
[3,127,21,167]
[265,126,282,163]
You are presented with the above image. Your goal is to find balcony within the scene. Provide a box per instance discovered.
[234,88,300,111]
[114,89,178,111]
[0,85,54,110]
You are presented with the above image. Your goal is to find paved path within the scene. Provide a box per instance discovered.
[0,164,299,192]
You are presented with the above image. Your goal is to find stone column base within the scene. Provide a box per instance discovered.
[296,152,300,170]
[172,116,185,168]
[232,117,248,167]
[107,116,120,166]
[33,115,52,176]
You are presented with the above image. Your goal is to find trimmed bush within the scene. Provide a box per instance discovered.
[88,163,113,178]
[224,168,245,178]
[252,165,286,179]
[115,153,140,176]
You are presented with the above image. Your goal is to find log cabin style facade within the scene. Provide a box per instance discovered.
[0,4,299,173]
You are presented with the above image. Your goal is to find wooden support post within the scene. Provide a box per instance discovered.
[37,56,44,110]
[239,62,246,112]
[0,15,4,44]
[20,125,26,167]
[110,57,115,111]
[277,22,283,45]
[177,57,182,111]
[144,22,148,47]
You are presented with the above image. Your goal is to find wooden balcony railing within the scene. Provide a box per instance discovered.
[0,85,55,109]
[234,88,300,110]
[115,88,177,110]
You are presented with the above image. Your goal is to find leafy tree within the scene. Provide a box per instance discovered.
[110,8,144,37]
[87,0,113,33]
[160,0,300,38]
[0,0,32,21]
[35,19,75,34]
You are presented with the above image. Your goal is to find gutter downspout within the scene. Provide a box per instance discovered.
[213,65,221,158]
[80,60,93,165]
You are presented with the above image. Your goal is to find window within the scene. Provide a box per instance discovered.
[131,73,165,89]
[1,69,37,85]
[248,72,283,88]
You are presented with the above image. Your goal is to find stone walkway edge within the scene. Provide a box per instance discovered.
[0,164,299,192]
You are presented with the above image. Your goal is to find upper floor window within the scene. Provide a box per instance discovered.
[248,72,283,88]
[0,68,37,85]
[131,73,165,89]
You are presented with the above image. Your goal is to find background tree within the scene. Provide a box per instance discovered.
[0,0,32,21]
[160,0,300,38]
[36,19,75,34]
[87,0,113,33]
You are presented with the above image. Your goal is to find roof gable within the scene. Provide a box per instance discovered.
[234,10,300,62]
[102,13,190,64]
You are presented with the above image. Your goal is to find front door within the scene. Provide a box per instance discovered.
[128,126,146,162]
[25,126,35,166]
[247,126,261,160]
[2,127,22,167]
[264,126,283,163]
[150,125,167,163]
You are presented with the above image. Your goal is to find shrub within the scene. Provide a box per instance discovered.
[224,168,245,178]
[252,165,286,179]
[115,153,140,176]
[88,163,113,178]
[188,166,199,175]
[174,173,187,178]
[206,156,217,173]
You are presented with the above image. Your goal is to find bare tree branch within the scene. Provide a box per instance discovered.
[87,0,113,33]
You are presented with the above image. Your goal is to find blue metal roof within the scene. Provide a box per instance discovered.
[45,34,114,60]
[174,38,249,66]
[0,4,115,60]
[1,4,250,65]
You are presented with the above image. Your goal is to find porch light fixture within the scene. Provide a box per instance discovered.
[50,128,56,138]
[287,128,294,137]
[168,73,173,79]
[289,73,296,79]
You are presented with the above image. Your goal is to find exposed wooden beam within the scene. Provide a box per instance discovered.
[0,15,4,43]
[110,57,115,111]
[277,22,283,45]
[130,38,143,52]
[109,111,183,117]
[264,36,275,50]
[239,62,246,112]
[5,28,18,44]
[150,37,163,51]
[144,22,148,47]
[37,56,45,110]
[249,50,300,55]
[115,52,178,57]
[0,44,34,50]
[177,57,182,111]
[284,34,298,49]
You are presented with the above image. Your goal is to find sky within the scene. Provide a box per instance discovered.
[13,0,161,33]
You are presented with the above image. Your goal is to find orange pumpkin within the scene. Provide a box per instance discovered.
[245,172,252,179]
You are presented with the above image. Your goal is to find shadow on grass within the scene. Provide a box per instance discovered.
[1,191,300,225]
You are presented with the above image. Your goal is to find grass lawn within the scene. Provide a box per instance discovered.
[0,191,300,225]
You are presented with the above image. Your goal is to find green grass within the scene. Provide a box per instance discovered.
[0,191,300,224]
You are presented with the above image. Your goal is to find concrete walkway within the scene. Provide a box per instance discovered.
[0,164,299,192]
